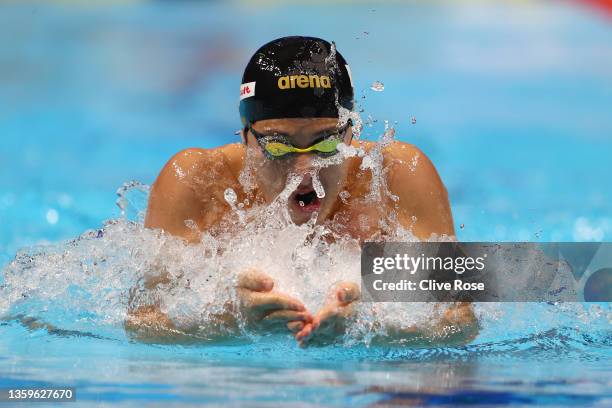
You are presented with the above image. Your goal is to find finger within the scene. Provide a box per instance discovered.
[261,310,310,324]
[287,321,304,333]
[295,322,314,341]
[311,315,321,332]
[250,291,305,312]
[237,269,274,292]
[335,281,360,305]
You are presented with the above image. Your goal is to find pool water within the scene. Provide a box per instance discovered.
[1,1,611,406]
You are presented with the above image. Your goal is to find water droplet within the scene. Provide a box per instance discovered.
[224,188,237,205]
[46,208,59,225]
[339,190,351,203]
[370,81,384,92]
[184,219,198,231]
[411,117,417,125]
[311,172,326,198]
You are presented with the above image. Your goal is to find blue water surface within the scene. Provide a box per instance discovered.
[1,1,611,406]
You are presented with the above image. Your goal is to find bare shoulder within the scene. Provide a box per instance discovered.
[379,141,445,193]
[151,144,244,194]
[378,140,454,238]
[159,144,242,178]
[145,144,245,239]
[382,141,437,176]
[354,140,441,185]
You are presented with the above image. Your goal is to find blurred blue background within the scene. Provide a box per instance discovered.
[1,0,612,268]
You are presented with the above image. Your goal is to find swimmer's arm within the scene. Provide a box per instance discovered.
[384,142,455,239]
[124,304,239,345]
[133,148,235,340]
[124,270,308,344]
[123,255,240,344]
[124,305,183,344]
[371,302,479,347]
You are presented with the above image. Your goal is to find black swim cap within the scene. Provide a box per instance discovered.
[239,36,354,126]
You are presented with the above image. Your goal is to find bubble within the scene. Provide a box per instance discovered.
[460,223,465,230]
[411,116,417,125]
[370,81,384,92]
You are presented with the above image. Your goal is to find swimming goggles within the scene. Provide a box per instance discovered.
[249,122,351,160]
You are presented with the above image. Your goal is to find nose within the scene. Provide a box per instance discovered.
[290,153,315,173]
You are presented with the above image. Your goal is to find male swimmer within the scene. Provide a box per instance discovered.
[127,36,477,346]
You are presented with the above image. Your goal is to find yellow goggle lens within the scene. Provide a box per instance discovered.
[311,138,340,153]
[264,142,296,157]
[263,139,341,157]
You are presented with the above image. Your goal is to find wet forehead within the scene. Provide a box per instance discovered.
[252,118,340,136]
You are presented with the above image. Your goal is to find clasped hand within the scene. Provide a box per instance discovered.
[236,269,360,347]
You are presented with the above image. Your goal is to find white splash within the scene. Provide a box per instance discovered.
[311,172,326,199]
[370,81,385,92]
[2,120,608,349]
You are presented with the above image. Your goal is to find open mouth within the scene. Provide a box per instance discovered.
[291,188,321,213]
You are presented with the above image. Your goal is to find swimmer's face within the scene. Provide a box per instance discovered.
[244,117,352,225]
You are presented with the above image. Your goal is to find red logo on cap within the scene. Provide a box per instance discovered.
[240,82,256,100]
